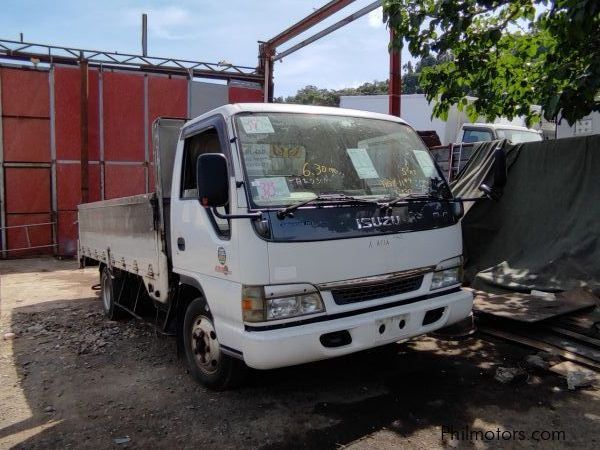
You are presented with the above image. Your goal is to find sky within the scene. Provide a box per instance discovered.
[0,0,412,97]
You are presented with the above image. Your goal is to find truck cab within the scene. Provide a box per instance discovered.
[80,103,475,389]
[171,104,472,385]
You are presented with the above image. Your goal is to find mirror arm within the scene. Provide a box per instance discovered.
[211,207,263,220]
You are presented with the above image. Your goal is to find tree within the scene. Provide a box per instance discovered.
[382,0,600,125]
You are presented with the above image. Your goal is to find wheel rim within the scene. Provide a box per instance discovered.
[101,272,111,312]
[190,315,221,374]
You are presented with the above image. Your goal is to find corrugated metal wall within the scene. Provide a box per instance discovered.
[0,64,263,258]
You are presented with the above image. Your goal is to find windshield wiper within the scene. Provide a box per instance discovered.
[380,193,447,210]
[277,194,378,219]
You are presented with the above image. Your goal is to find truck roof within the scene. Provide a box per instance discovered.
[464,122,540,132]
[184,103,409,129]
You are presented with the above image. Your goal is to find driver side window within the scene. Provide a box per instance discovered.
[181,128,230,237]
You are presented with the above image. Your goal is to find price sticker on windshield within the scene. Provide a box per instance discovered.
[346,148,379,179]
[239,116,275,134]
[252,177,290,201]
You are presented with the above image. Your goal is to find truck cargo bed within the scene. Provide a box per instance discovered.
[78,193,169,302]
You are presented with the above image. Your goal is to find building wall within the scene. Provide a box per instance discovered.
[0,64,263,257]
[556,112,600,139]
[340,94,540,145]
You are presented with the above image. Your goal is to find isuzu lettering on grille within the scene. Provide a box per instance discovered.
[356,216,402,229]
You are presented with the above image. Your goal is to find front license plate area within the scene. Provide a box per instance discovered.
[374,314,409,341]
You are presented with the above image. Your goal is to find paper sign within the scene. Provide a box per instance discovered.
[252,177,290,201]
[239,116,275,134]
[243,144,271,177]
[346,148,379,179]
[413,149,436,177]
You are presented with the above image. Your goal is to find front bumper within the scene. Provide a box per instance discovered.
[239,287,473,369]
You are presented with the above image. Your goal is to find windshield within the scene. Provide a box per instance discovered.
[234,112,448,207]
[496,128,542,143]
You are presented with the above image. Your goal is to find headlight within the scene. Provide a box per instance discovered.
[242,284,325,322]
[430,256,463,290]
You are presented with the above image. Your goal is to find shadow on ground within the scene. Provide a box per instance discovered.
[2,297,600,449]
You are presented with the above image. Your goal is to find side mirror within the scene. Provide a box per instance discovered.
[478,148,507,200]
[196,153,229,208]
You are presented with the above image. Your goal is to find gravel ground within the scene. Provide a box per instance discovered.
[1,258,599,449]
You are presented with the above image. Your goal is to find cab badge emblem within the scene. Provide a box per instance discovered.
[215,247,230,275]
[217,247,226,265]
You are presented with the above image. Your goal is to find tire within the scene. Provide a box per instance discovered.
[183,298,247,390]
[100,266,127,321]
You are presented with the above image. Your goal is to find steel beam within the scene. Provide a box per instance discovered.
[0,38,261,82]
[80,58,89,204]
[142,14,148,57]
[266,0,356,49]
[0,68,5,258]
[99,69,105,200]
[260,0,357,101]
[388,29,401,117]
[143,74,149,193]
[273,1,382,62]
[49,66,58,255]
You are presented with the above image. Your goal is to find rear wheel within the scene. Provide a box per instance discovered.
[183,298,246,390]
[100,266,126,320]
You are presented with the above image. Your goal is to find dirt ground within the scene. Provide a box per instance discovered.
[1,258,599,449]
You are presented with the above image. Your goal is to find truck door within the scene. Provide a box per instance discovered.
[170,116,236,280]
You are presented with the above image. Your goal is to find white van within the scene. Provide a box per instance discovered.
[459,123,543,144]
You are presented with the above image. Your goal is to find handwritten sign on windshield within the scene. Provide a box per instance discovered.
[244,144,271,177]
[346,148,379,179]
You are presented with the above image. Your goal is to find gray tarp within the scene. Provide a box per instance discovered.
[451,135,600,294]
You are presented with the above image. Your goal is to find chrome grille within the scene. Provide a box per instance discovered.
[330,275,424,305]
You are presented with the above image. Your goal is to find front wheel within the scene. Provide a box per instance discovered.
[183,298,247,390]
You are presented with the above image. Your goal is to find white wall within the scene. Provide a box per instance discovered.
[341,94,462,145]
[556,112,600,139]
[340,94,540,145]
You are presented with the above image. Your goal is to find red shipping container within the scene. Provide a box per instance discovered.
[229,85,263,103]
[56,163,82,210]
[104,164,146,199]
[54,66,100,161]
[103,71,144,161]
[148,75,187,159]
[57,210,78,256]
[89,164,101,202]
[2,117,51,162]
[6,213,53,256]
[0,67,49,117]
[5,167,51,214]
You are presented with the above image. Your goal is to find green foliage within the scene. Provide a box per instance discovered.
[383,0,600,125]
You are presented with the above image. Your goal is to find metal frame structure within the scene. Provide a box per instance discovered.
[0,72,5,258]
[0,222,57,253]
[272,1,382,63]
[0,38,262,82]
[0,36,264,258]
[259,0,401,116]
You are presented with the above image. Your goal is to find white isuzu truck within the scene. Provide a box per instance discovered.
[79,103,489,390]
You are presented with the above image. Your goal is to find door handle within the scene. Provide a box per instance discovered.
[177,237,186,251]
